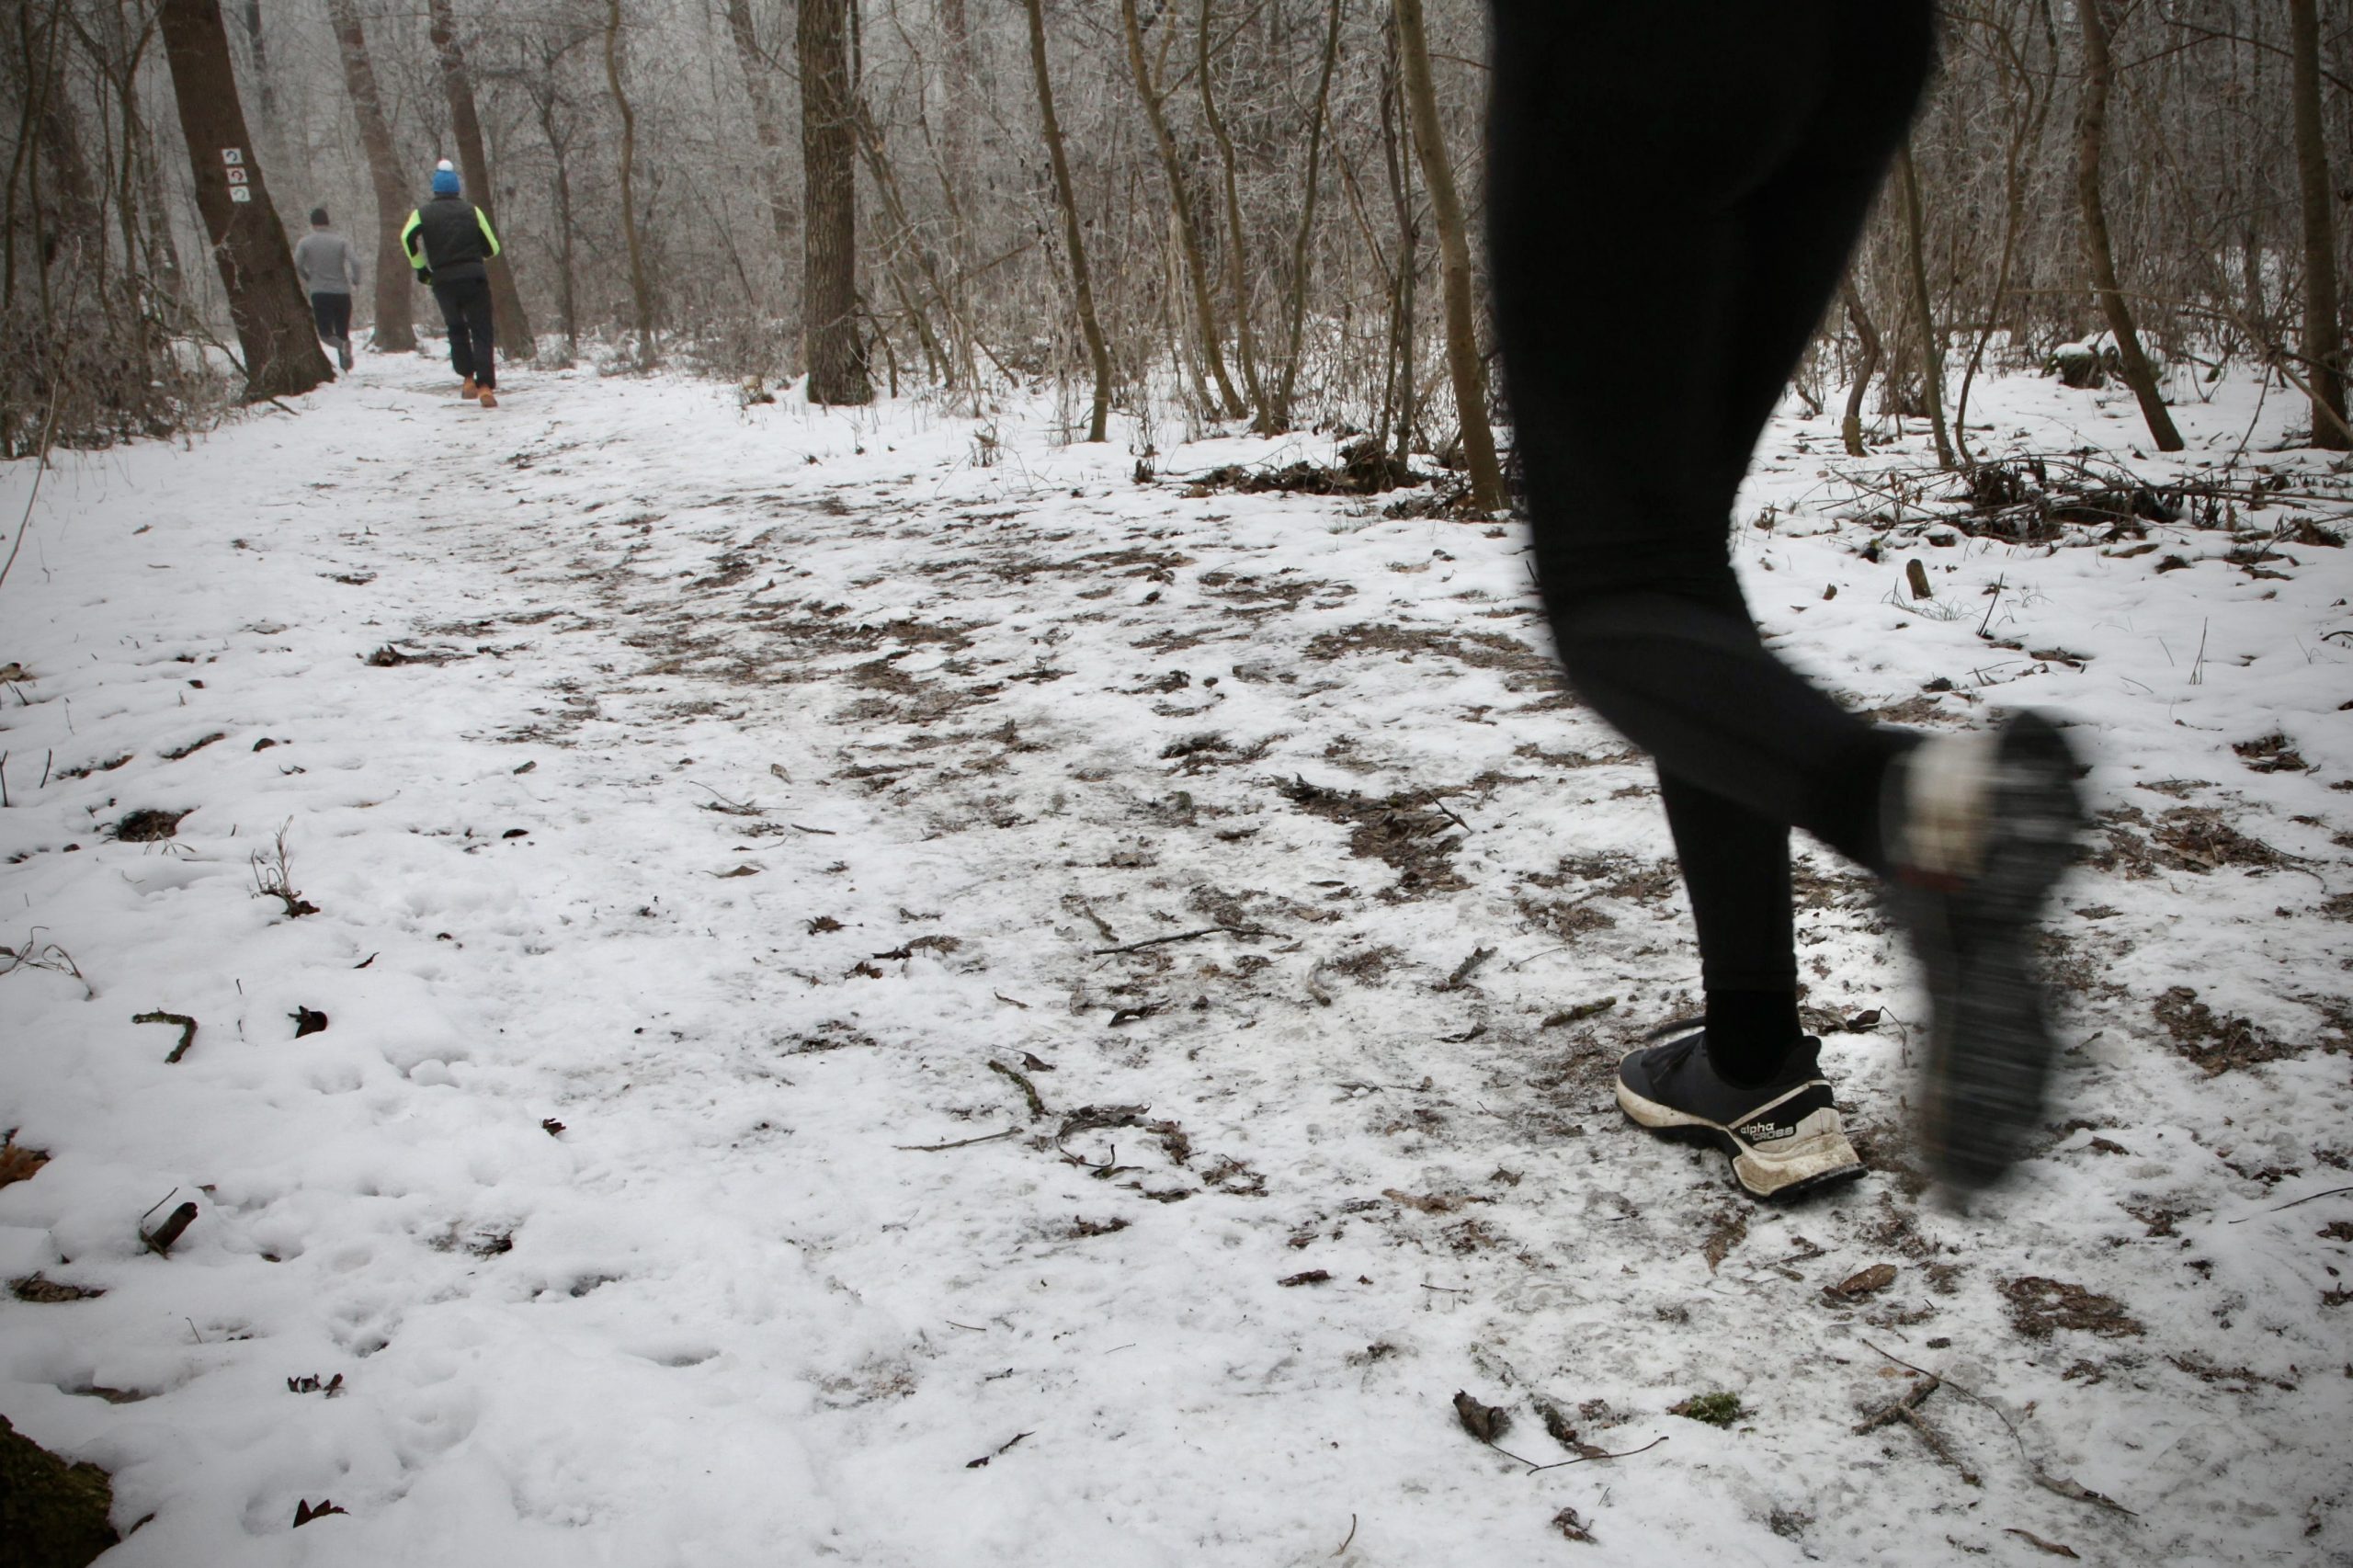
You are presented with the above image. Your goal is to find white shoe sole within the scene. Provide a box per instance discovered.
[1615,1075,1863,1200]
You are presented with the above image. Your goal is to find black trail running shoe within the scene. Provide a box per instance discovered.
[1887,709,2086,1190]
[1616,1029,1863,1200]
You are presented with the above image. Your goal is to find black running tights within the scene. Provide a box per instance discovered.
[1487,0,1934,1076]
[432,278,498,390]
[311,291,352,343]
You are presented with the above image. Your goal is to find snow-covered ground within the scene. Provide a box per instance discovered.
[2,357,2348,1566]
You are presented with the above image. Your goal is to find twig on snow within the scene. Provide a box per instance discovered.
[1090,925,1269,956]
[1521,1434,1668,1473]
[1859,1340,2133,1517]
[2229,1183,2353,1222]
[134,1010,199,1062]
[987,1060,1046,1119]
[1437,946,1495,991]
[893,1128,1020,1152]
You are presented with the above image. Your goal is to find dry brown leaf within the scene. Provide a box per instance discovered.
[0,1138,50,1189]
[1828,1263,1898,1298]
[1451,1389,1511,1443]
[2004,1528,2079,1558]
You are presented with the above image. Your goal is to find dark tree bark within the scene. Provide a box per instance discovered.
[1839,271,1881,459]
[2290,0,2347,449]
[2074,0,2182,451]
[1894,142,1953,470]
[604,0,654,366]
[1392,0,1503,508]
[426,0,533,358]
[1199,0,1267,428]
[323,0,413,351]
[156,0,330,400]
[237,0,278,150]
[1121,0,1241,420]
[1273,0,1343,432]
[799,0,870,403]
[1020,0,1109,441]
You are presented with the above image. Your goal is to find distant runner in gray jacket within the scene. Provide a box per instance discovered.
[293,208,359,370]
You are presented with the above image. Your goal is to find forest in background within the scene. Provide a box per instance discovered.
[2,0,2348,476]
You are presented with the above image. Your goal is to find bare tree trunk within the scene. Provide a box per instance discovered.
[1273,0,1342,432]
[722,0,797,301]
[1121,0,1242,421]
[236,0,278,153]
[1199,0,1268,428]
[2074,0,2182,451]
[799,0,870,403]
[426,0,533,359]
[604,0,654,366]
[1379,22,1416,460]
[323,0,413,352]
[155,0,329,400]
[2290,0,2347,449]
[1953,10,2047,468]
[1894,141,1954,469]
[1021,0,1109,441]
[1840,271,1881,459]
[851,98,955,384]
[1392,0,1502,509]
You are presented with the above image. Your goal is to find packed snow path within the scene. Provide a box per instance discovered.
[3,360,2350,1564]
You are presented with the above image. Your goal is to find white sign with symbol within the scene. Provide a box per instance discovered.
[226,166,247,185]
[229,187,252,204]
[222,148,243,165]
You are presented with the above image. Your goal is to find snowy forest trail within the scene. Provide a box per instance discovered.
[3,360,2352,1565]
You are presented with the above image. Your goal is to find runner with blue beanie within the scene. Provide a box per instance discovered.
[402,159,505,407]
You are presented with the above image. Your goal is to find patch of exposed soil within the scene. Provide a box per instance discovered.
[1185,440,1428,498]
[1302,622,1559,689]
[1195,570,1354,616]
[2000,1276,2144,1339]
[2151,987,2300,1074]
[112,808,189,842]
[1278,778,1469,899]
[1515,895,1616,942]
[2094,805,2291,877]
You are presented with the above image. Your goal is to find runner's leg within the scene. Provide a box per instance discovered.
[431,282,473,384]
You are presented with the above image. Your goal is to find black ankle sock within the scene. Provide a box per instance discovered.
[1703,989,1804,1086]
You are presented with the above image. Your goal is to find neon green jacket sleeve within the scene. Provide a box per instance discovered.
[475,208,502,259]
[400,210,426,274]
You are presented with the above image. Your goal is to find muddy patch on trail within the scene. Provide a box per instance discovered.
[1196,570,1356,617]
[1303,623,1560,690]
[922,544,1188,586]
[2151,986,2302,1074]
[2000,1276,2144,1340]
[2090,804,2293,878]
[1277,777,1504,900]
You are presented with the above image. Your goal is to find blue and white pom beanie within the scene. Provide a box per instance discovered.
[431,159,460,196]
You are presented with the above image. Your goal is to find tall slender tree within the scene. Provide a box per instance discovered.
[2074,0,2182,451]
[604,0,654,366]
[425,0,533,358]
[1021,0,1109,441]
[722,0,798,312]
[323,0,414,352]
[155,0,330,400]
[1121,0,1241,420]
[799,0,870,403]
[1273,0,1344,433]
[1895,142,1954,470]
[1392,0,1503,508]
[2289,0,2347,449]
